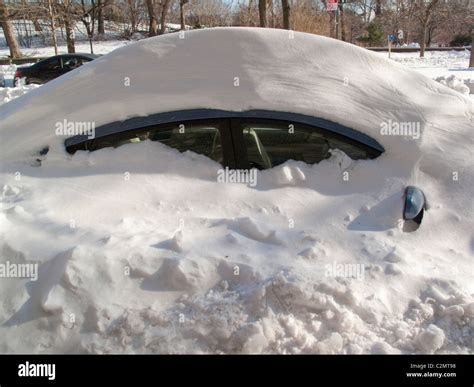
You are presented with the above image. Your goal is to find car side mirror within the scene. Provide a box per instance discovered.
[403,186,426,225]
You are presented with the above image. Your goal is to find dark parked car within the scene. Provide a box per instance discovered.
[14,53,100,85]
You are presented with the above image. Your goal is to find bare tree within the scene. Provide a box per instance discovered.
[415,0,441,57]
[470,30,474,67]
[258,0,267,27]
[125,0,142,34]
[281,0,290,29]
[189,0,233,27]
[32,17,43,32]
[97,0,105,34]
[291,0,329,36]
[63,15,75,53]
[57,0,75,53]
[375,0,382,16]
[339,0,346,41]
[159,0,172,35]
[80,0,96,53]
[269,0,275,27]
[0,0,22,58]
[179,0,188,30]
[146,0,158,35]
[47,0,58,55]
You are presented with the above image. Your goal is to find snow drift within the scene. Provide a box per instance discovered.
[0,28,473,354]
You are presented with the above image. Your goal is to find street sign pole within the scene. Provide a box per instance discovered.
[388,34,397,59]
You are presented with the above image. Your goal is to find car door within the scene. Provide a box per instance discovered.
[40,57,62,82]
[66,118,237,169]
[229,117,381,170]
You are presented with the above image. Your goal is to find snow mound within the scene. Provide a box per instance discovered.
[0,84,39,106]
[435,75,471,95]
[0,28,473,354]
[1,27,472,162]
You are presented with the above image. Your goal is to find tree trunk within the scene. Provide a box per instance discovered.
[90,0,96,37]
[128,0,137,33]
[33,18,43,32]
[339,3,346,41]
[84,22,93,53]
[179,0,187,30]
[146,0,158,36]
[159,0,171,35]
[47,0,58,55]
[60,0,75,53]
[247,0,253,26]
[426,24,434,47]
[0,0,22,58]
[470,31,474,68]
[420,20,427,58]
[270,0,275,28]
[258,0,267,27]
[65,17,75,53]
[375,0,382,17]
[328,10,335,39]
[98,0,105,35]
[281,0,290,30]
[80,0,94,53]
[418,0,440,58]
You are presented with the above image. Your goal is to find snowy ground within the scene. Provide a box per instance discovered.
[376,50,474,96]
[0,39,129,60]
[0,20,187,59]
[0,30,473,354]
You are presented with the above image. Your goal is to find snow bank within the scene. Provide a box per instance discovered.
[0,28,473,354]
[435,75,471,95]
[386,50,474,96]
[0,84,39,106]
[389,49,470,69]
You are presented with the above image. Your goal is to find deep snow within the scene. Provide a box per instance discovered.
[0,28,473,354]
[379,49,474,96]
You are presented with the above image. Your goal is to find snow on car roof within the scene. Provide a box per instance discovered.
[0,27,472,162]
[1,28,473,355]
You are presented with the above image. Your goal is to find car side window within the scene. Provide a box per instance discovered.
[239,120,376,170]
[42,58,61,71]
[80,122,224,164]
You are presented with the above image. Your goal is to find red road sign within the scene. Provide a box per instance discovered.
[327,0,338,11]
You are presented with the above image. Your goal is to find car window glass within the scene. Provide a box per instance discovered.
[83,122,224,164]
[240,121,373,170]
[43,58,61,71]
[64,58,80,68]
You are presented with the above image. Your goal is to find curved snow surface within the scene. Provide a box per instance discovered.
[0,28,473,354]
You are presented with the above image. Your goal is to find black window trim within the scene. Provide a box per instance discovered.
[65,109,385,157]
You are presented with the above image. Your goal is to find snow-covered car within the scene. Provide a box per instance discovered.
[63,109,428,225]
[0,28,473,354]
[13,53,100,85]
